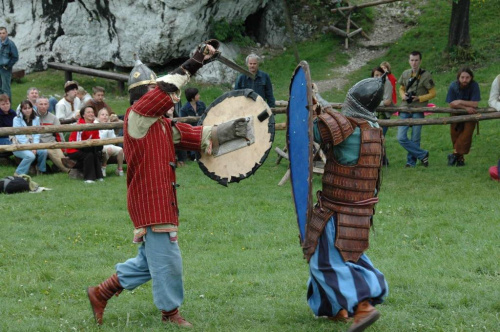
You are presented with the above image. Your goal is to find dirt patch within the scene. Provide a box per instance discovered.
[315,2,420,93]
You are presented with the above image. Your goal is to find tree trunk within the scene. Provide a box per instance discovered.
[448,0,471,49]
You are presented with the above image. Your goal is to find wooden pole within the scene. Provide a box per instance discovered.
[271,103,498,114]
[332,0,401,13]
[377,111,500,126]
[0,138,123,153]
[0,116,200,137]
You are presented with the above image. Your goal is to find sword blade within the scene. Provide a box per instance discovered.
[215,54,256,80]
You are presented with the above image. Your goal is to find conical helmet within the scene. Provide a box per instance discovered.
[128,54,157,91]
[341,76,385,121]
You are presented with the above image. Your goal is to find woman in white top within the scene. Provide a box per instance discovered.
[96,108,124,176]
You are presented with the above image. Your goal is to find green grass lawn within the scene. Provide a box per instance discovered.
[1,0,499,330]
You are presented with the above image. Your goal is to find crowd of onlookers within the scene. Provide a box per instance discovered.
[0,83,124,183]
[372,51,499,172]
[1,48,500,183]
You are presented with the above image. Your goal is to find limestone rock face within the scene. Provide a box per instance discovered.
[0,0,272,73]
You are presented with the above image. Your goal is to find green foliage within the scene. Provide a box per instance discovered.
[211,19,253,46]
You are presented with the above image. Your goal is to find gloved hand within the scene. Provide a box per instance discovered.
[192,39,220,65]
[216,118,248,145]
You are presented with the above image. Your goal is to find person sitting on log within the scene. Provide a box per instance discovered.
[66,105,103,183]
[36,96,71,173]
[55,81,81,124]
[12,100,47,176]
[95,107,124,177]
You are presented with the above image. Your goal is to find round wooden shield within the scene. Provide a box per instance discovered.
[287,61,314,243]
[198,89,275,186]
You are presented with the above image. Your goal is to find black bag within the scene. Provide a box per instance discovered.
[0,176,31,194]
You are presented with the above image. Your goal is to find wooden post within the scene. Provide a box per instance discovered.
[65,70,72,82]
[345,11,351,49]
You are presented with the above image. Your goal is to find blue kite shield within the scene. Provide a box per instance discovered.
[287,61,314,243]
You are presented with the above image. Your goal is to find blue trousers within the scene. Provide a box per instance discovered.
[397,112,428,166]
[0,67,12,100]
[115,228,184,312]
[307,217,388,317]
[13,149,47,175]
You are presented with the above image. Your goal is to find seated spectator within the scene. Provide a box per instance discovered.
[84,86,114,116]
[488,74,500,111]
[380,61,397,105]
[16,87,39,114]
[36,96,70,173]
[0,93,15,146]
[95,108,124,177]
[12,100,47,176]
[56,81,81,124]
[77,86,92,105]
[67,105,103,183]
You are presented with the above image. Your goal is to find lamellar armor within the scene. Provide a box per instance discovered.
[303,77,385,263]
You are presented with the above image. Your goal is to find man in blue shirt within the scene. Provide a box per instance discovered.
[234,54,275,107]
[445,67,480,166]
[0,27,19,101]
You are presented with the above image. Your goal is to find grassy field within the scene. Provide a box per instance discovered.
[1,0,499,331]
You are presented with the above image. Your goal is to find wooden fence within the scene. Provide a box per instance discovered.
[0,105,499,153]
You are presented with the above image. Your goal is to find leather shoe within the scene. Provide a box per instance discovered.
[420,152,429,167]
[348,301,380,332]
[447,153,457,166]
[162,309,193,328]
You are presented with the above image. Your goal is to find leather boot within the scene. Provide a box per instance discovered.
[347,300,380,332]
[161,308,193,328]
[87,274,123,325]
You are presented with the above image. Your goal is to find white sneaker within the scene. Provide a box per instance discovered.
[84,180,95,184]
[97,178,104,182]
[101,167,107,177]
[116,169,124,176]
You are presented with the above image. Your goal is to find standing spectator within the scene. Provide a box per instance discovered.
[55,81,81,124]
[446,67,480,166]
[0,93,15,146]
[488,74,500,111]
[16,87,39,114]
[179,87,206,121]
[179,87,206,162]
[397,51,436,167]
[0,27,19,101]
[95,108,124,177]
[84,86,114,116]
[12,100,47,176]
[234,53,276,107]
[66,105,103,183]
[36,96,70,173]
[380,61,397,105]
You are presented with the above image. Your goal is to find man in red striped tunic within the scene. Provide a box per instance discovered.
[87,40,246,327]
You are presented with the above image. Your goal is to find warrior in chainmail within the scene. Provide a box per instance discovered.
[304,77,389,332]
